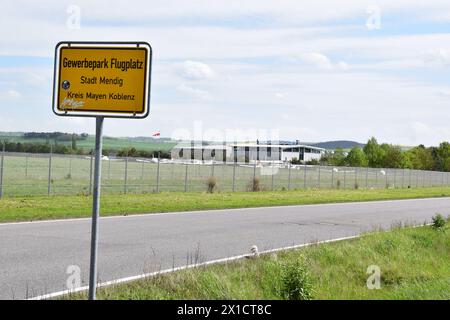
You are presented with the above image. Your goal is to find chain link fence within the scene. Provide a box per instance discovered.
[0,151,449,198]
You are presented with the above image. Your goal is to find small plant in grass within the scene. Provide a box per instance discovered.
[336,179,341,189]
[248,177,262,192]
[354,182,359,190]
[206,176,217,193]
[280,259,313,300]
[432,213,446,230]
[65,173,72,180]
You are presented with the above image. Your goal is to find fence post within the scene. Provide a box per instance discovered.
[89,151,93,195]
[232,161,236,192]
[385,168,388,188]
[303,163,307,189]
[288,163,291,190]
[25,155,28,178]
[331,166,334,188]
[402,169,405,188]
[375,170,378,188]
[366,167,369,189]
[47,145,53,196]
[156,155,160,193]
[253,161,256,182]
[141,161,145,180]
[317,165,321,189]
[69,157,72,178]
[184,163,188,192]
[343,167,346,189]
[108,158,111,180]
[355,167,358,189]
[393,169,396,188]
[124,157,128,194]
[271,162,274,191]
[0,142,4,199]
[409,169,412,187]
[416,170,419,188]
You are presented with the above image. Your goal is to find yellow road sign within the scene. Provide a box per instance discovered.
[53,42,152,118]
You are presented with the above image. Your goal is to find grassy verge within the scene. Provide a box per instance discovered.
[2,187,450,223]
[68,221,450,300]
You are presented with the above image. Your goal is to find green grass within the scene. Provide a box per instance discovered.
[66,222,450,300]
[2,187,450,223]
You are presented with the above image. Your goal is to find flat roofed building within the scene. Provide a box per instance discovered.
[172,142,325,163]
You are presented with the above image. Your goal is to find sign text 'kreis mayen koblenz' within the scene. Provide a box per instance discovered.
[53,42,152,118]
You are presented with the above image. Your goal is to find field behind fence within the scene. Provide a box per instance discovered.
[0,152,450,198]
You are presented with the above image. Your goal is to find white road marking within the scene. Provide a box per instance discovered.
[27,234,360,300]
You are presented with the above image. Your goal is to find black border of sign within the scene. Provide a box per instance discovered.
[52,41,152,119]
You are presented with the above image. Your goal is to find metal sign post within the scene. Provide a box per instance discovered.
[52,41,152,300]
[88,116,104,300]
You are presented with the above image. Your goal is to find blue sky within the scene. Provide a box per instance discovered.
[2,0,450,146]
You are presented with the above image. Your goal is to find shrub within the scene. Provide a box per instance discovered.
[432,213,446,230]
[280,259,313,300]
[354,182,359,190]
[248,177,262,192]
[336,179,341,189]
[206,176,217,193]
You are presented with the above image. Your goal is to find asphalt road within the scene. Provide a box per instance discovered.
[0,197,448,299]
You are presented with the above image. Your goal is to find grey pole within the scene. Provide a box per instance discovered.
[47,145,53,196]
[416,170,419,188]
[69,157,72,178]
[394,169,397,188]
[156,154,160,193]
[141,161,145,180]
[253,161,257,182]
[303,163,307,189]
[343,168,346,189]
[0,142,4,199]
[402,169,405,188]
[88,116,104,301]
[108,158,111,180]
[355,167,358,189]
[25,155,28,178]
[331,167,334,189]
[288,163,291,190]
[89,151,93,195]
[124,157,128,194]
[232,161,236,192]
[271,162,274,191]
[385,168,388,188]
[317,165,321,189]
[366,167,369,189]
[184,163,188,192]
[375,170,378,188]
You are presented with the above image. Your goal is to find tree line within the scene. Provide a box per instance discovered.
[0,141,171,159]
[316,137,450,171]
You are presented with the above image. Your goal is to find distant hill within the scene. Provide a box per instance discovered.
[310,140,365,150]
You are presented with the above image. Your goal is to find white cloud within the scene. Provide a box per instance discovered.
[176,83,211,100]
[299,52,333,69]
[7,90,21,98]
[177,60,215,80]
